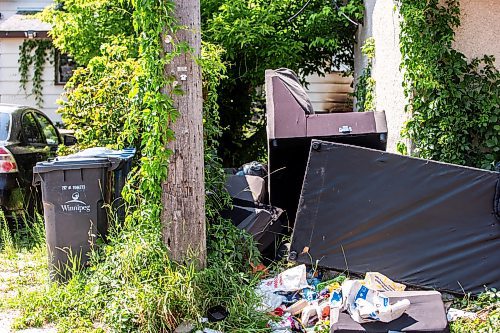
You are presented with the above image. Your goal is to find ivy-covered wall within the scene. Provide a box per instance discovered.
[355,0,500,169]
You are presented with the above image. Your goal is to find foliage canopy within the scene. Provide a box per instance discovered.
[202,0,364,165]
[43,0,364,166]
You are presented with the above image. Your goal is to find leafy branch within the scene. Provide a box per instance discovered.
[354,37,375,112]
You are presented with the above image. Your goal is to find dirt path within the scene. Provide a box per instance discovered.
[0,249,55,333]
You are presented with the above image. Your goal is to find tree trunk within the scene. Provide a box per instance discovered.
[161,0,206,268]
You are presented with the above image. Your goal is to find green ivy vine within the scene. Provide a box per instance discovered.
[18,39,54,107]
[354,37,375,112]
[118,0,179,227]
[397,0,499,170]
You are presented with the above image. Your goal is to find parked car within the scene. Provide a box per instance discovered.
[0,104,75,216]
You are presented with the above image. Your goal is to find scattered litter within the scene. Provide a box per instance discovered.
[447,308,478,322]
[258,265,310,293]
[301,300,329,326]
[256,266,414,330]
[285,299,308,315]
[174,321,195,333]
[256,288,287,311]
[338,280,410,324]
[207,305,229,322]
[236,161,267,177]
[273,304,287,316]
[364,272,406,292]
[201,329,223,333]
[268,313,301,331]
[302,287,317,302]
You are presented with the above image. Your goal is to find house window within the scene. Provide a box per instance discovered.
[55,51,76,85]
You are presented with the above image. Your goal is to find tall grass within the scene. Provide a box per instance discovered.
[0,210,45,254]
[4,203,270,332]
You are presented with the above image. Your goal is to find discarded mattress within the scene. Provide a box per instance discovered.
[290,140,500,295]
[222,205,283,251]
[331,291,449,333]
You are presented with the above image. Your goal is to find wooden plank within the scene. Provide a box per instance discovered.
[305,83,353,93]
[0,66,58,82]
[0,80,63,95]
[305,73,353,85]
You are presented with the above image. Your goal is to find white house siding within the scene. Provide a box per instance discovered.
[354,0,408,154]
[0,0,53,20]
[0,38,63,122]
[304,72,353,113]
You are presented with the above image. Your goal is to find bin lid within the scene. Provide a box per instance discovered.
[33,157,112,174]
[64,147,136,161]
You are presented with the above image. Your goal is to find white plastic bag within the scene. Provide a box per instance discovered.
[258,265,310,293]
[330,280,410,325]
[255,288,287,312]
[447,308,477,322]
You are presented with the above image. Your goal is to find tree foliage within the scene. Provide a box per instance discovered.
[43,0,363,166]
[58,43,141,150]
[40,0,135,65]
[202,0,364,165]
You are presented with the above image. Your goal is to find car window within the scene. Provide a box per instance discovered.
[0,113,10,141]
[22,112,44,145]
[34,113,59,145]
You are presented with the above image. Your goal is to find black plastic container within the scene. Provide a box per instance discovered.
[33,157,115,281]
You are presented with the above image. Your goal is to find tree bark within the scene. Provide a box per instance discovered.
[161,0,206,268]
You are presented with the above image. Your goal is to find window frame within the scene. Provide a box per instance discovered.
[21,111,46,146]
[32,111,61,146]
[55,50,76,85]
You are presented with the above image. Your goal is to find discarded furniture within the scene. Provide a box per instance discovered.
[290,140,500,295]
[225,174,267,207]
[223,172,283,255]
[222,204,283,253]
[265,68,388,226]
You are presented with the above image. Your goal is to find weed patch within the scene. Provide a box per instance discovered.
[1,208,269,332]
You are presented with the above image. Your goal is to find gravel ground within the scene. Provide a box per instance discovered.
[0,310,56,333]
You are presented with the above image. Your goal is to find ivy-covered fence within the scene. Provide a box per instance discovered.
[397,0,499,170]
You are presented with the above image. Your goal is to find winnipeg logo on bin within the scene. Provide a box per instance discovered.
[61,191,91,213]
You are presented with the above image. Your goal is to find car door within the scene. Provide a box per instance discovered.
[33,111,61,160]
[17,111,48,188]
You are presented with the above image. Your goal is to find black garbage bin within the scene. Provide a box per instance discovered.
[64,147,136,223]
[33,157,116,281]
